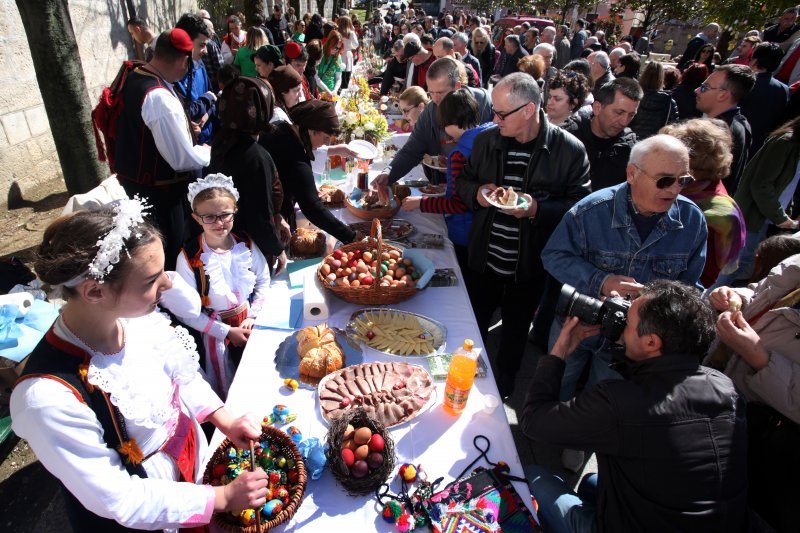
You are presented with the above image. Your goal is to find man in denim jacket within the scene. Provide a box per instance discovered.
[541,134,707,409]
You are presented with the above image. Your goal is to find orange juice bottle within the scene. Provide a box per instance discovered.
[443,339,478,415]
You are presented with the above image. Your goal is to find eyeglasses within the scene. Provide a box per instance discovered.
[493,102,528,121]
[698,82,728,93]
[634,165,694,189]
[195,211,236,224]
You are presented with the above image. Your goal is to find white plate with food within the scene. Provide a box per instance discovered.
[348,139,380,161]
[419,184,447,197]
[317,361,437,427]
[481,186,529,210]
[422,154,447,171]
[345,308,446,357]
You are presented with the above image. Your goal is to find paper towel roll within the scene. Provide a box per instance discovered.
[0,292,34,316]
[303,269,329,321]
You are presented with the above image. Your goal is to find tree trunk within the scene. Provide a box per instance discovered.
[16,0,104,194]
[316,0,327,18]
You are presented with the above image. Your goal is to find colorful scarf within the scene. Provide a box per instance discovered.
[683,180,746,277]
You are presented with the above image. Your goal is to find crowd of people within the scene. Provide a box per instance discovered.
[7,4,800,532]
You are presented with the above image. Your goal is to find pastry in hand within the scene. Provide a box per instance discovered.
[393,184,411,202]
[489,186,519,206]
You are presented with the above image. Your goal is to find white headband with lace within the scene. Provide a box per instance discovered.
[60,196,150,287]
[186,173,240,206]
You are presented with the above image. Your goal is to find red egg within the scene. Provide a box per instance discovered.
[362,275,374,286]
[351,460,369,478]
[341,448,355,467]
[333,250,344,259]
[368,433,385,453]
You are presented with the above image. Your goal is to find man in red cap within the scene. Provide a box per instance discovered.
[284,41,316,101]
[113,28,211,269]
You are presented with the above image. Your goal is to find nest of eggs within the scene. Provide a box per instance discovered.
[326,407,396,496]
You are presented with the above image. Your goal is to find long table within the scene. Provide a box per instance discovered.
[206,143,535,531]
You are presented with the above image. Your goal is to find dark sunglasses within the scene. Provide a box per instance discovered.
[635,165,694,189]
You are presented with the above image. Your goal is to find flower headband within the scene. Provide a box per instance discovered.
[61,196,150,287]
[186,173,240,206]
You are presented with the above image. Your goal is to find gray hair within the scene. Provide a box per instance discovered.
[495,71,542,107]
[542,26,556,37]
[533,43,556,56]
[591,51,610,70]
[609,47,626,58]
[453,32,469,46]
[427,57,462,87]
[629,134,688,167]
[403,33,421,46]
[505,34,521,49]
[585,36,599,47]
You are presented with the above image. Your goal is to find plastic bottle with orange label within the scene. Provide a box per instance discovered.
[443,339,478,415]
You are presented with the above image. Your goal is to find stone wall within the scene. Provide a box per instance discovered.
[0,0,196,208]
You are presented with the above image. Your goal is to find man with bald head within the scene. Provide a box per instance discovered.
[542,134,707,412]
[433,36,479,86]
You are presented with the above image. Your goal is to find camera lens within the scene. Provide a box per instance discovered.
[556,284,605,325]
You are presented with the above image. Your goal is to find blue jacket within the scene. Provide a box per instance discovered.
[446,122,496,246]
[541,182,708,296]
[175,60,216,145]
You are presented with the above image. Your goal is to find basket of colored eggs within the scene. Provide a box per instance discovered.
[325,407,395,496]
[203,425,307,531]
[317,218,429,305]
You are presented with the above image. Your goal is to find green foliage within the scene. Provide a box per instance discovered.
[701,0,795,31]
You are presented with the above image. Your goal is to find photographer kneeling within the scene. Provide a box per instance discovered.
[521,280,748,532]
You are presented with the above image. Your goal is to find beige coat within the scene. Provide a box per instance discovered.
[726,253,800,424]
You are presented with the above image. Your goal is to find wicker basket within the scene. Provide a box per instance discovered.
[325,407,395,496]
[345,194,400,220]
[203,426,307,532]
[317,218,424,305]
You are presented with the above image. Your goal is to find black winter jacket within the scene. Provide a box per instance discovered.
[563,113,637,191]
[629,89,679,140]
[522,354,749,533]
[455,110,590,281]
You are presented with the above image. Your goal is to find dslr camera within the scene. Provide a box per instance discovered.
[556,284,630,341]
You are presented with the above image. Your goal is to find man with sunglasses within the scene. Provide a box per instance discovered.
[695,64,755,195]
[541,136,707,457]
[454,72,591,398]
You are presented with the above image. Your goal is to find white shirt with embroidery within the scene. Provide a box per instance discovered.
[10,312,223,531]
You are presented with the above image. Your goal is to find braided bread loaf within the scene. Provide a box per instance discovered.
[296,324,344,378]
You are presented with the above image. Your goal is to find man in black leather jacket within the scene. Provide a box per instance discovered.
[455,72,590,397]
[563,78,641,191]
[522,280,748,532]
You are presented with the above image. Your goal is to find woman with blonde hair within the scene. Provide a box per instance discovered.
[470,26,495,87]
[317,30,344,95]
[337,16,359,91]
[233,27,269,77]
[661,118,745,287]
[398,86,430,128]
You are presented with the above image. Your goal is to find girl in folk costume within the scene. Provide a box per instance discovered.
[10,199,268,532]
[176,174,270,398]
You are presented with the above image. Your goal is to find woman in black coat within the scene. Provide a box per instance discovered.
[470,27,495,87]
[210,76,288,273]
[259,100,358,244]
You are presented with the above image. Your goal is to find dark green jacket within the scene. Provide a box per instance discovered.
[734,134,800,232]
[455,110,591,282]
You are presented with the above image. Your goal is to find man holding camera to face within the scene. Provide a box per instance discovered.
[521,280,748,532]
[540,134,708,472]
[541,135,708,402]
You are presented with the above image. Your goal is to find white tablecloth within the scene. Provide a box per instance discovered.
[206,155,534,531]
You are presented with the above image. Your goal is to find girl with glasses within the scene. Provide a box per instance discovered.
[317,30,344,96]
[177,174,271,397]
